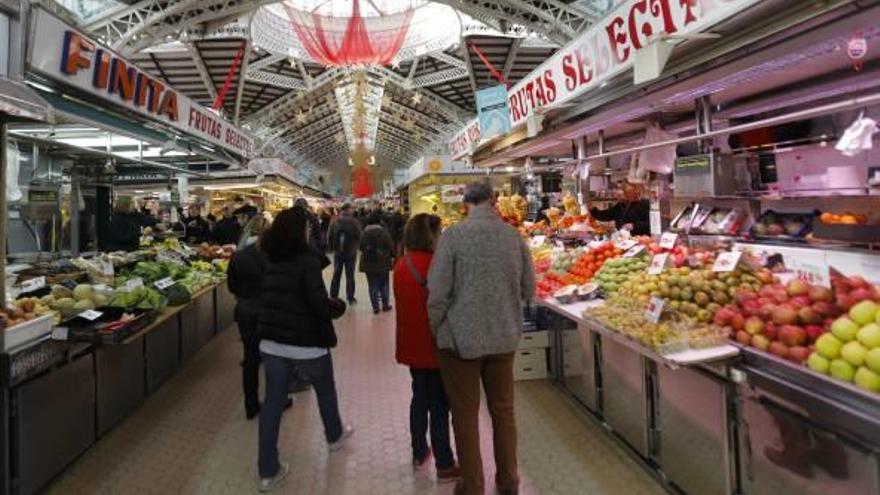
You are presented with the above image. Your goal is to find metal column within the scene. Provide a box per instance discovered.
[695,95,713,154]
[0,114,7,305]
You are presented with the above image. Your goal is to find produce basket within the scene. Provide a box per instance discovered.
[0,314,54,352]
[749,210,815,240]
[64,307,157,345]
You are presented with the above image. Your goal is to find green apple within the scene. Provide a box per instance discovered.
[807,352,830,374]
[830,359,856,382]
[849,300,880,326]
[865,348,880,373]
[857,323,880,349]
[816,333,843,359]
[854,367,880,392]
[841,341,868,367]
[831,317,860,342]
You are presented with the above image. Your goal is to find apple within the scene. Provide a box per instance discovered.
[773,291,790,305]
[836,293,857,312]
[757,296,775,307]
[756,270,775,284]
[763,323,778,340]
[735,289,757,305]
[769,341,789,359]
[841,341,868,367]
[829,359,856,382]
[730,313,745,331]
[851,287,876,303]
[779,325,807,347]
[865,348,880,373]
[857,323,880,349]
[772,306,798,325]
[807,352,830,373]
[797,307,822,325]
[788,346,810,364]
[760,303,777,318]
[816,333,843,359]
[735,330,752,345]
[848,275,871,290]
[850,300,880,326]
[790,295,812,309]
[808,286,833,302]
[759,285,777,298]
[744,317,765,335]
[742,300,762,317]
[787,280,810,297]
[751,334,770,351]
[811,301,836,318]
[831,317,860,342]
[804,325,825,342]
[854,367,880,392]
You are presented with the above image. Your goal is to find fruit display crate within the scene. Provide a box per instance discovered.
[64,308,158,345]
[812,219,880,244]
[737,345,880,445]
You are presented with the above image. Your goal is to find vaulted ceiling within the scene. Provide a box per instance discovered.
[68,0,619,190]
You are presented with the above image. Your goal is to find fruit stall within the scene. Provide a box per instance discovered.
[447,1,880,494]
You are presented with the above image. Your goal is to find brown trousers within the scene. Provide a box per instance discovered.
[437,350,518,495]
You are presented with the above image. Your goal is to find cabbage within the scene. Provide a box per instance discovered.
[73,284,94,301]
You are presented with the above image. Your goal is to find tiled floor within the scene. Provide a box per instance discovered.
[47,276,666,495]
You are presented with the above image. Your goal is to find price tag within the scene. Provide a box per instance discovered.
[530,235,547,248]
[659,232,678,249]
[78,310,103,321]
[124,278,144,291]
[51,327,69,341]
[100,260,114,276]
[19,276,46,294]
[713,252,743,273]
[623,245,646,258]
[647,253,670,275]
[785,255,831,288]
[154,277,176,290]
[645,296,665,323]
[157,250,187,266]
[616,239,638,250]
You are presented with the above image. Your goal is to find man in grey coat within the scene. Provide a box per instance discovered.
[328,203,363,304]
[427,181,535,495]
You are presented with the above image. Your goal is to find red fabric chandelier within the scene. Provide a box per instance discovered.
[283,0,414,67]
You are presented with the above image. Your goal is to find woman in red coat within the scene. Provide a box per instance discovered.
[394,214,460,483]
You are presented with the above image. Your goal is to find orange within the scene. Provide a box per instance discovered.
[820,212,834,224]
[840,215,858,224]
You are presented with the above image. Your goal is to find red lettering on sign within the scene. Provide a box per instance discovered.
[561,54,577,91]
[544,70,557,103]
[92,49,110,89]
[61,31,94,75]
[680,0,698,26]
[158,91,178,121]
[650,0,678,34]
[605,16,630,64]
[628,0,651,50]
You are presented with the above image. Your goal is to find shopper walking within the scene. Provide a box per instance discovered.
[256,206,353,492]
[328,203,362,304]
[394,214,460,483]
[360,213,395,314]
[427,181,536,495]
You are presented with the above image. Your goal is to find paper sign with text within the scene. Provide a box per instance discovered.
[648,254,670,275]
[713,252,743,273]
[645,297,665,324]
[20,276,46,294]
[659,232,678,249]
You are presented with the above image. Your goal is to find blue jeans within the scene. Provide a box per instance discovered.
[330,253,356,302]
[366,272,390,311]
[258,353,344,478]
[410,368,455,470]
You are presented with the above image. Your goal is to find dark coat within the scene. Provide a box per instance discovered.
[590,200,651,236]
[257,252,346,348]
[359,225,394,273]
[227,243,266,332]
[328,215,362,257]
[104,213,143,252]
[214,217,242,245]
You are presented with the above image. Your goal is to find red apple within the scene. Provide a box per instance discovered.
[797,306,822,325]
[745,317,765,335]
[787,345,811,364]
[742,300,762,317]
[763,323,778,340]
[760,304,777,318]
[773,291,790,304]
[779,324,807,347]
[848,275,871,290]
[752,334,770,351]
[849,287,873,303]
[804,324,825,342]
[790,295,812,309]
[769,341,790,359]
[836,293,857,312]
[730,313,745,331]
[772,305,798,325]
[787,279,810,297]
[735,330,752,345]
[808,286,833,303]
[811,301,836,318]
[757,297,775,307]
[759,285,777,298]
[736,289,757,305]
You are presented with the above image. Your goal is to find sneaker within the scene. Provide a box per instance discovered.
[259,462,290,493]
[328,425,355,452]
[437,465,461,483]
[413,449,432,469]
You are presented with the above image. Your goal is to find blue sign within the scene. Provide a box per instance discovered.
[475,85,511,139]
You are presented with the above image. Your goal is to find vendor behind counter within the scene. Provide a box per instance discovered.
[103,196,157,251]
[589,183,650,236]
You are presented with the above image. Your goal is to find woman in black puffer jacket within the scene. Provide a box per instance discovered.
[255,206,352,492]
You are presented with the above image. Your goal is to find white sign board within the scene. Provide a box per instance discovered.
[713,252,743,273]
[645,296,665,324]
[659,232,678,249]
[648,253,670,275]
[27,9,254,158]
[19,276,46,294]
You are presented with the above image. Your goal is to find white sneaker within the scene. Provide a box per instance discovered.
[328,425,355,452]
[259,462,290,493]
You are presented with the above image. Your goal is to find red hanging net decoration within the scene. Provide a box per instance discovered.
[283,0,414,67]
[351,165,374,198]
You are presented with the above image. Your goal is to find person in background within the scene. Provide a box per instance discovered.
[227,215,293,419]
[328,204,362,304]
[104,196,145,252]
[427,181,536,495]
[535,195,551,224]
[386,206,406,256]
[589,182,651,236]
[256,207,353,492]
[214,206,243,245]
[296,198,326,253]
[394,214,460,483]
[183,204,210,244]
[359,213,395,315]
[234,195,258,219]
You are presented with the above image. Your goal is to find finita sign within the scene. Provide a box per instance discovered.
[27,8,254,158]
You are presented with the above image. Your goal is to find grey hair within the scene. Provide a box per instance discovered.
[463,181,493,205]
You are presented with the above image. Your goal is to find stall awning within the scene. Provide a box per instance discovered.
[0,77,52,122]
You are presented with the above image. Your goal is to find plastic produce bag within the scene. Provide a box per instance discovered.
[637,123,677,175]
[836,113,877,157]
[5,142,21,202]
[627,154,649,184]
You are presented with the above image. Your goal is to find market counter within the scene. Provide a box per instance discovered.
[0,283,227,495]
[536,298,880,495]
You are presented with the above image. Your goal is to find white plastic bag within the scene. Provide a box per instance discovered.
[5,143,22,202]
[638,123,677,175]
[836,114,878,157]
[627,154,649,184]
